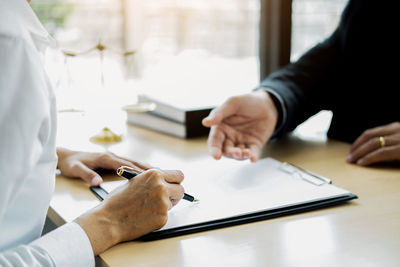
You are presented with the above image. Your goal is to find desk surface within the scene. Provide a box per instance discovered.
[50,113,400,267]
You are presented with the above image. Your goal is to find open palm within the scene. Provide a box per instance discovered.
[202,91,278,162]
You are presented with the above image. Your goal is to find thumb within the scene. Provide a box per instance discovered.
[202,98,238,127]
[71,162,103,186]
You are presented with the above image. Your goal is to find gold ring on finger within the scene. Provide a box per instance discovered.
[379,136,385,148]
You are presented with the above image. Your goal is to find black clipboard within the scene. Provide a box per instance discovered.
[90,158,357,241]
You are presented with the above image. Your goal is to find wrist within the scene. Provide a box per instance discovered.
[265,92,282,128]
[252,90,279,126]
[56,147,74,167]
[75,205,120,255]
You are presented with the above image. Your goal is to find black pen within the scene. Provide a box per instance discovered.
[117,166,199,202]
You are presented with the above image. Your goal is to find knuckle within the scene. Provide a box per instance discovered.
[99,153,112,163]
[156,179,170,193]
[229,95,239,102]
[146,169,162,180]
[374,148,386,156]
[147,168,161,176]
[383,147,393,154]
[228,96,240,105]
[375,147,392,159]
[69,162,79,169]
[362,129,373,138]
[84,172,96,180]
[367,149,388,163]
[150,181,166,195]
[384,146,397,156]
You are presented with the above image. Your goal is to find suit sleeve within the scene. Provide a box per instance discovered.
[258,1,352,137]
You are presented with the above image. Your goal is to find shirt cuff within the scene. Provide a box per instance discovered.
[31,222,95,267]
[254,86,288,138]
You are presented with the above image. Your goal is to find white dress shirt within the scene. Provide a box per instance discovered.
[0,0,94,266]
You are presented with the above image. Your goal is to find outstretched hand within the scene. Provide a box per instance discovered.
[56,148,151,186]
[202,91,278,162]
[347,122,400,166]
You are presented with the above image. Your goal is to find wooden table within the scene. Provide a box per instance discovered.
[50,113,400,267]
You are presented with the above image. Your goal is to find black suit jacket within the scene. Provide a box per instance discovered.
[260,0,399,143]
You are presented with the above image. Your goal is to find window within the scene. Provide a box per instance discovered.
[291,0,348,61]
[32,0,127,111]
[290,0,348,138]
[32,0,348,111]
[32,0,261,110]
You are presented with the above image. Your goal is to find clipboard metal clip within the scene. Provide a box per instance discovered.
[279,162,332,186]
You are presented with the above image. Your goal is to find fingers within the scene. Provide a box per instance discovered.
[97,154,144,173]
[202,109,222,127]
[92,153,151,177]
[241,147,259,162]
[348,122,400,165]
[246,144,261,162]
[128,160,152,171]
[70,162,103,186]
[59,150,154,186]
[207,126,225,160]
[167,184,185,208]
[222,143,261,162]
[346,123,400,166]
[109,153,152,170]
[208,124,262,162]
[351,122,400,152]
[207,124,259,161]
[141,169,185,209]
[356,145,400,166]
[347,136,381,163]
[159,169,185,184]
[202,97,238,127]
[223,139,243,159]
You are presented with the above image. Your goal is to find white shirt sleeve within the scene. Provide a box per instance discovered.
[0,222,95,267]
[0,22,94,267]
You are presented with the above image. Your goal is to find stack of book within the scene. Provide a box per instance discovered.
[126,94,213,138]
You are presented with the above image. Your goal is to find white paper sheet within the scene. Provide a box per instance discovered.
[100,158,351,231]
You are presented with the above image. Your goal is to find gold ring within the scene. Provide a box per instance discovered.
[379,136,385,147]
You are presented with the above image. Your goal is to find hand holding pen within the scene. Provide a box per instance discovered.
[117,166,199,202]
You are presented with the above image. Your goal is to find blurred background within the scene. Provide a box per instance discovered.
[31,0,348,114]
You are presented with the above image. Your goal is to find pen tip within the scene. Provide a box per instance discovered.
[193,198,200,202]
